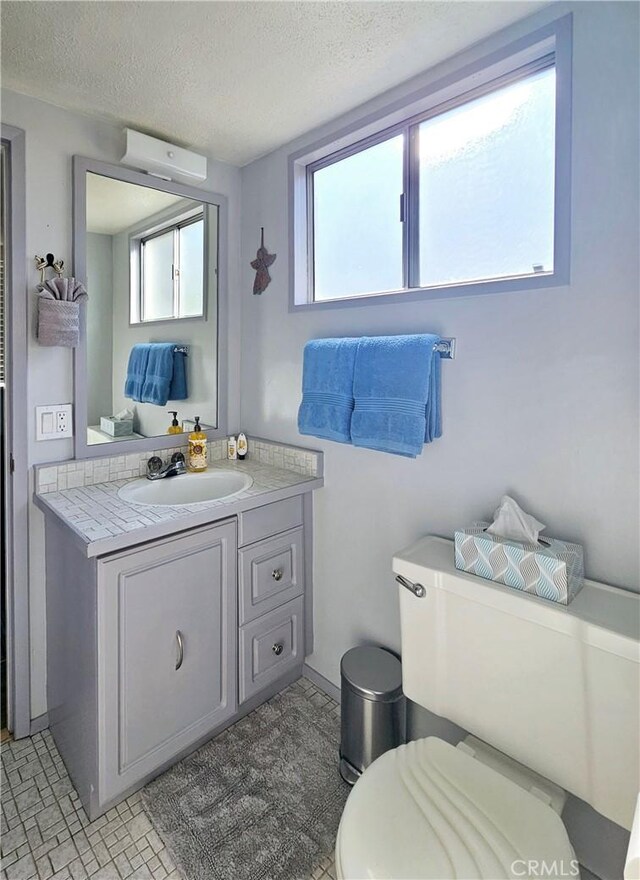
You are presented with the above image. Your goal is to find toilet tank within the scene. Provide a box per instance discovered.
[393,536,640,831]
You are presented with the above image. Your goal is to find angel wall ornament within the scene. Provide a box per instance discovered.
[250,228,276,295]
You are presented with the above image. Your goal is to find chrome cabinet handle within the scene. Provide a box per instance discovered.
[272,643,284,656]
[271,568,283,581]
[175,630,184,670]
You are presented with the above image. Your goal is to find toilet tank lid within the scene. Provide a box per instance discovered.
[393,536,640,651]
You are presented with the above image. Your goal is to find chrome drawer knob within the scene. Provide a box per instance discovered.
[272,568,283,581]
[272,643,284,656]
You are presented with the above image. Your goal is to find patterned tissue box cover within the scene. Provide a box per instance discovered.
[100,416,134,437]
[454,523,584,605]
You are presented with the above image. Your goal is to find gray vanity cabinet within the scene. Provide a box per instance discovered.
[97,521,237,806]
[44,491,313,819]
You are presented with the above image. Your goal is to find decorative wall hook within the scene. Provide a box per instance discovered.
[35,253,65,283]
[250,228,276,295]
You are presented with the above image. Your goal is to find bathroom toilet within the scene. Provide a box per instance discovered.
[336,536,640,880]
[336,736,577,879]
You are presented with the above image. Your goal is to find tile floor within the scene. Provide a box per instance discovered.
[1,678,339,880]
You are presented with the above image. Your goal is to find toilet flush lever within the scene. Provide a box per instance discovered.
[395,574,426,598]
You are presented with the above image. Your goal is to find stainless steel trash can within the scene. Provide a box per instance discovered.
[339,645,406,785]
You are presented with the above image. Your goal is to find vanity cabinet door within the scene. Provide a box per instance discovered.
[97,521,237,805]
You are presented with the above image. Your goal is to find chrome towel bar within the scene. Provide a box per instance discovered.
[434,338,455,359]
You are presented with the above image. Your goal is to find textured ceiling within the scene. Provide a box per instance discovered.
[86,174,184,235]
[1,1,546,166]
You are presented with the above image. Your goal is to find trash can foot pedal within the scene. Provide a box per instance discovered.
[339,756,361,786]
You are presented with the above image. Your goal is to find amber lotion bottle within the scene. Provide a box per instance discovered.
[188,416,208,472]
[167,411,182,435]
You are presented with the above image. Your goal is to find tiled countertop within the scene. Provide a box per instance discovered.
[34,459,323,558]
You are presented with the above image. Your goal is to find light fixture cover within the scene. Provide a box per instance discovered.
[121,129,207,183]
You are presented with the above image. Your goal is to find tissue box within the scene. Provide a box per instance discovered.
[454,523,584,605]
[100,416,134,437]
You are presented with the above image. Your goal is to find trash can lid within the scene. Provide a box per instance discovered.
[341,646,404,702]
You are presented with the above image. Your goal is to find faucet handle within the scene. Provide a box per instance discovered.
[170,452,185,465]
[147,455,163,475]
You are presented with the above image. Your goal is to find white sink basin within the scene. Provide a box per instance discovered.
[118,470,253,507]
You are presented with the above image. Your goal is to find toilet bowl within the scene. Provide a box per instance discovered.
[335,737,577,880]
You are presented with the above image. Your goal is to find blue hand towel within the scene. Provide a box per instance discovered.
[297,338,359,443]
[141,344,188,406]
[168,350,188,401]
[124,344,151,403]
[351,334,442,457]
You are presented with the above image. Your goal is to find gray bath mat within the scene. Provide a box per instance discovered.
[142,681,349,880]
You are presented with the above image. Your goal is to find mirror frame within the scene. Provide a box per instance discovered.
[72,155,228,459]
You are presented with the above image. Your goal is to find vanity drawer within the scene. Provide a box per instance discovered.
[239,597,304,703]
[238,496,303,547]
[238,527,304,624]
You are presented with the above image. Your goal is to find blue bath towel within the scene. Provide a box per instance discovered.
[140,343,188,406]
[351,334,442,457]
[297,337,359,443]
[124,344,151,403]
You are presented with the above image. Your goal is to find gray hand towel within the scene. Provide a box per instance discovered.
[36,277,87,347]
[37,277,88,302]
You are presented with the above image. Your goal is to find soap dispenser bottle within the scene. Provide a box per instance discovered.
[188,416,208,472]
[167,411,182,435]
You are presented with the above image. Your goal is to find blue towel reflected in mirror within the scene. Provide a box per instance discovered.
[125,343,188,407]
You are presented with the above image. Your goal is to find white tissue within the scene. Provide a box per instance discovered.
[486,495,546,545]
[113,408,134,421]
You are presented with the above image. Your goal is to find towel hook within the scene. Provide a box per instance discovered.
[35,253,65,283]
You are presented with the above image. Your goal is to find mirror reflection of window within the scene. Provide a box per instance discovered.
[179,218,205,318]
[142,229,174,320]
[139,212,205,322]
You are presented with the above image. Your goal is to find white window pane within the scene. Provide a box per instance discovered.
[178,219,204,317]
[313,135,404,301]
[142,230,174,320]
[418,66,556,287]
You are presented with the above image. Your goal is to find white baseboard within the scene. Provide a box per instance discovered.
[302,663,341,702]
[30,712,49,736]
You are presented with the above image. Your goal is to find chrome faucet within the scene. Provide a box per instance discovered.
[146,452,186,481]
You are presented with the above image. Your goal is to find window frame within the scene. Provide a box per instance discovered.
[290,15,572,311]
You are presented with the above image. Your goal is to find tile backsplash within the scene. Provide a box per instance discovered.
[35,437,321,495]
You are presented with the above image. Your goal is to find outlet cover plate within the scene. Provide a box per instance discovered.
[36,404,73,440]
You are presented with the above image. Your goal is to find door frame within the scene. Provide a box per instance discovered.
[2,124,31,739]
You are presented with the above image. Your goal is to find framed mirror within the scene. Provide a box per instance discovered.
[73,157,227,457]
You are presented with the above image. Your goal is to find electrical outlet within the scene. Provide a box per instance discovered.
[56,410,68,434]
[36,404,73,440]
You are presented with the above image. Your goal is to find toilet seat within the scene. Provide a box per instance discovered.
[336,737,577,880]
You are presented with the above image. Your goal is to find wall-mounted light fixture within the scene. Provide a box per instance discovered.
[121,129,207,183]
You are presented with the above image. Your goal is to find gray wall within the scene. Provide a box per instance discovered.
[86,233,113,425]
[0,88,243,718]
[239,1,640,691]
